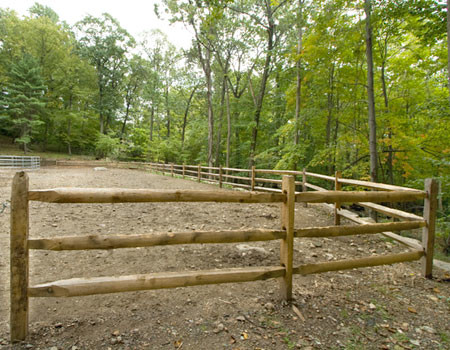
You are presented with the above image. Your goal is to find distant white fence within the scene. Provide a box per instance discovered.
[0,155,40,170]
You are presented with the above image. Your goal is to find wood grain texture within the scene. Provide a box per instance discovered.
[295,190,426,204]
[28,188,286,203]
[280,176,295,301]
[422,178,438,278]
[29,266,286,298]
[294,250,424,275]
[10,172,29,342]
[294,221,425,238]
[29,229,286,251]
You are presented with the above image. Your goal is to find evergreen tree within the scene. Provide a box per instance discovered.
[0,53,46,152]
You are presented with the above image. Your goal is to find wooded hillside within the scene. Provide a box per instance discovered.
[0,1,449,235]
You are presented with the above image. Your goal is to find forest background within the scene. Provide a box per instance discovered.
[0,0,449,255]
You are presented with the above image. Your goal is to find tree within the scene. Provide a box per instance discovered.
[0,53,46,152]
[75,13,135,134]
[365,0,378,183]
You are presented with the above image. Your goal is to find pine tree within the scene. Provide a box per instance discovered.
[2,53,46,152]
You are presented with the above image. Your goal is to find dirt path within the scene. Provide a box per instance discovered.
[0,167,449,349]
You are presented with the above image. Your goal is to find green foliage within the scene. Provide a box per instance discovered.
[0,1,448,235]
[1,53,46,151]
[95,133,121,159]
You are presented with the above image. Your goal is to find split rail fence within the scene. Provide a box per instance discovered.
[10,166,437,341]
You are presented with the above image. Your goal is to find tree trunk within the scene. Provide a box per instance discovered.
[447,0,450,103]
[380,50,393,185]
[326,64,335,175]
[165,84,170,139]
[120,101,131,140]
[67,119,72,155]
[150,106,154,142]
[365,0,378,183]
[225,79,232,168]
[249,1,275,167]
[294,0,304,168]
[181,86,197,149]
[215,75,227,166]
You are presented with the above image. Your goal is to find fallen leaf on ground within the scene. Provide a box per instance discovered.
[407,307,417,314]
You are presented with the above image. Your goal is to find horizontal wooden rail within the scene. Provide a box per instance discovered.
[356,202,424,221]
[295,190,426,204]
[294,221,425,238]
[255,177,282,184]
[200,171,219,177]
[201,166,220,171]
[28,266,286,298]
[256,169,299,176]
[223,182,251,189]
[304,171,335,181]
[222,167,250,172]
[29,229,286,251]
[28,188,285,203]
[254,186,282,193]
[294,250,424,275]
[305,183,327,191]
[336,209,424,250]
[338,178,424,193]
[222,174,250,181]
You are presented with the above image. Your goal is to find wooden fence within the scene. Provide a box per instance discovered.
[147,162,436,255]
[10,168,437,341]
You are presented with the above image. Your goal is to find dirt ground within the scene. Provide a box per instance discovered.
[0,166,449,350]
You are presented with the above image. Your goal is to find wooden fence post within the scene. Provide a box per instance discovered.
[334,171,342,226]
[421,178,438,278]
[182,164,186,179]
[198,164,201,183]
[10,171,29,342]
[280,175,295,301]
[171,163,174,177]
[302,168,307,208]
[251,166,256,191]
[219,166,223,188]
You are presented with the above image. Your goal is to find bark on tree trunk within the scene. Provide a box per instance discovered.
[447,0,450,103]
[215,75,227,166]
[150,106,154,142]
[182,86,197,149]
[249,2,275,167]
[165,84,170,139]
[294,0,304,167]
[226,82,231,168]
[365,0,378,183]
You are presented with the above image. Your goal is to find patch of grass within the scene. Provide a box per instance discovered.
[439,331,449,344]
[1,147,95,160]
[283,335,296,349]
[344,326,365,350]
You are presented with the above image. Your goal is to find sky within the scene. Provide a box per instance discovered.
[0,0,193,49]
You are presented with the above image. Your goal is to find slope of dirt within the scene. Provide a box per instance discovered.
[0,167,448,350]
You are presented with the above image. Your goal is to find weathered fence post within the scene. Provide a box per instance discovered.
[251,166,256,191]
[334,171,342,226]
[198,164,201,183]
[10,171,29,342]
[219,166,223,188]
[171,163,174,177]
[421,178,438,278]
[302,168,307,208]
[280,175,295,301]
[182,164,186,179]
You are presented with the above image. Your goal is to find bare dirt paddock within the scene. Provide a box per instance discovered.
[0,167,449,350]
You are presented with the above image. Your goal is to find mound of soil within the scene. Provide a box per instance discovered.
[0,167,448,349]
